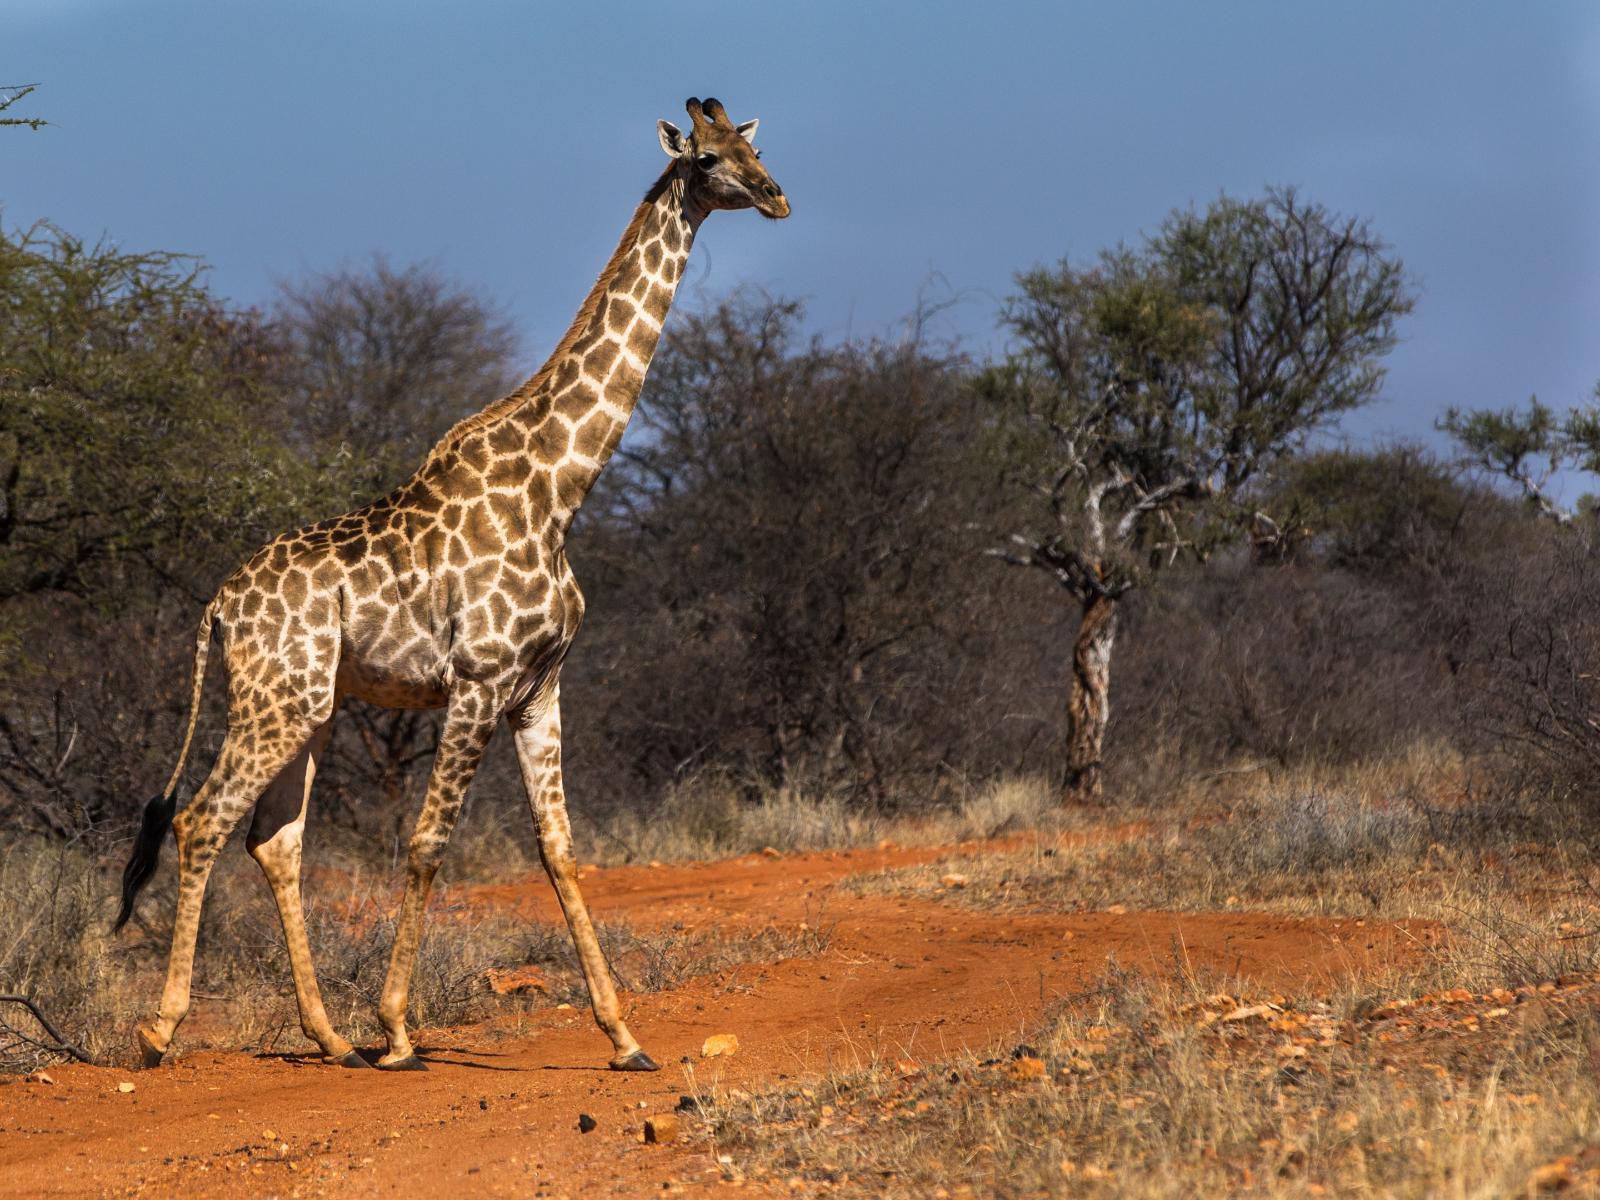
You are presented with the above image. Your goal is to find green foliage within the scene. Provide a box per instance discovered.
[1160,187,1412,484]
[1441,387,1600,523]
[0,84,45,131]
[0,223,319,631]
[1266,445,1483,576]
[985,186,1414,599]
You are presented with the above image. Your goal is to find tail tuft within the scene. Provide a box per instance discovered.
[114,791,178,932]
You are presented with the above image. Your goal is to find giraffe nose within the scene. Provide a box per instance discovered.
[761,182,781,200]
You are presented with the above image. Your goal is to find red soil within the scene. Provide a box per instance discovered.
[0,836,1438,1198]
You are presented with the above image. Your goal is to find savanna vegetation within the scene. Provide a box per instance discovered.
[6,178,1600,1195]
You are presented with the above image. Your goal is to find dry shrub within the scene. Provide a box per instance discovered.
[1111,559,1453,785]
[0,839,135,1070]
[1446,529,1600,824]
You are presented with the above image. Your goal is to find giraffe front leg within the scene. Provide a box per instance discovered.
[512,691,656,1071]
[245,716,367,1067]
[375,694,498,1070]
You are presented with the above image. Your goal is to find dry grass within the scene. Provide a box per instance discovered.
[666,750,1600,1197]
[0,840,138,1070]
[565,772,1075,869]
[847,752,1600,993]
[696,965,1600,1198]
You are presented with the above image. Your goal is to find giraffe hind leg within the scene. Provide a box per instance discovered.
[245,713,366,1066]
[140,723,315,1066]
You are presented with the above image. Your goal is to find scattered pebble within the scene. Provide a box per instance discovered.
[644,1114,680,1144]
[701,1033,739,1059]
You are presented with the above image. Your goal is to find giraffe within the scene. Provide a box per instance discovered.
[114,97,788,1073]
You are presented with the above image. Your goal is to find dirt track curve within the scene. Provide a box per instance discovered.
[0,836,1437,1198]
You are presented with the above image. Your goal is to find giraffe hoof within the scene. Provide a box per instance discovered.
[327,1050,373,1069]
[136,1027,166,1070]
[609,1050,661,1072]
[376,1054,428,1072]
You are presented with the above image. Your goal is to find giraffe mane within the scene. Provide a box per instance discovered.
[426,164,679,460]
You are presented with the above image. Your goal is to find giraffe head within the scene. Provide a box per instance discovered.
[657,97,789,220]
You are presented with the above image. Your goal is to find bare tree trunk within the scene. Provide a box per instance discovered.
[1062,592,1119,805]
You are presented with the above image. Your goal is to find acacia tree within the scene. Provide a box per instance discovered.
[1439,388,1600,526]
[0,84,45,130]
[0,223,311,620]
[985,187,1412,803]
[0,223,319,837]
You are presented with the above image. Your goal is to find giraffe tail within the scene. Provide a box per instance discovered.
[114,597,219,933]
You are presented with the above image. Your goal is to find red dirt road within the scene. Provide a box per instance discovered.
[0,838,1438,1198]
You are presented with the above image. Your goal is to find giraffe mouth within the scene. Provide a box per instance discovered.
[757,191,790,220]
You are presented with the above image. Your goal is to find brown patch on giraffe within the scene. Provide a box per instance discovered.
[612,256,641,294]
[643,284,672,322]
[552,380,600,422]
[500,530,540,575]
[605,296,636,334]
[571,413,610,461]
[554,464,588,511]
[416,525,447,569]
[626,322,656,362]
[335,536,369,567]
[487,454,532,490]
[611,360,644,394]
[584,338,620,376]
[528,418,571,463]
[486,492,529,539]
[487,419,526,457]
[551,357,581,391]
[456,435,491,475]
[462,558,499,597]
[487,591,513,634]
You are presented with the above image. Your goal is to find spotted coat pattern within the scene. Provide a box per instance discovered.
[136,97,788,1072]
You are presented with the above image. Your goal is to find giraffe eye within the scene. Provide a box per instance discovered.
[696,153,719,170]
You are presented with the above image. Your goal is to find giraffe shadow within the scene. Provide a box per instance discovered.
[261,1045,530,1072]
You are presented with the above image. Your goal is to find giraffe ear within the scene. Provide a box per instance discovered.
[657,120,690,159]
[735,119,759,144]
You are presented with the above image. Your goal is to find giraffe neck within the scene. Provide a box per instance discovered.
[430,166,701,529]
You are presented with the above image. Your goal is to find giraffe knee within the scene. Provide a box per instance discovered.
[404,833,448,881]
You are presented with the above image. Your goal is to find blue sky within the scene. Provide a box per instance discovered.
[7,1,1599,464]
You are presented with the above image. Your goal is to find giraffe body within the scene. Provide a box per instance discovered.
[117,97,787,1071]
